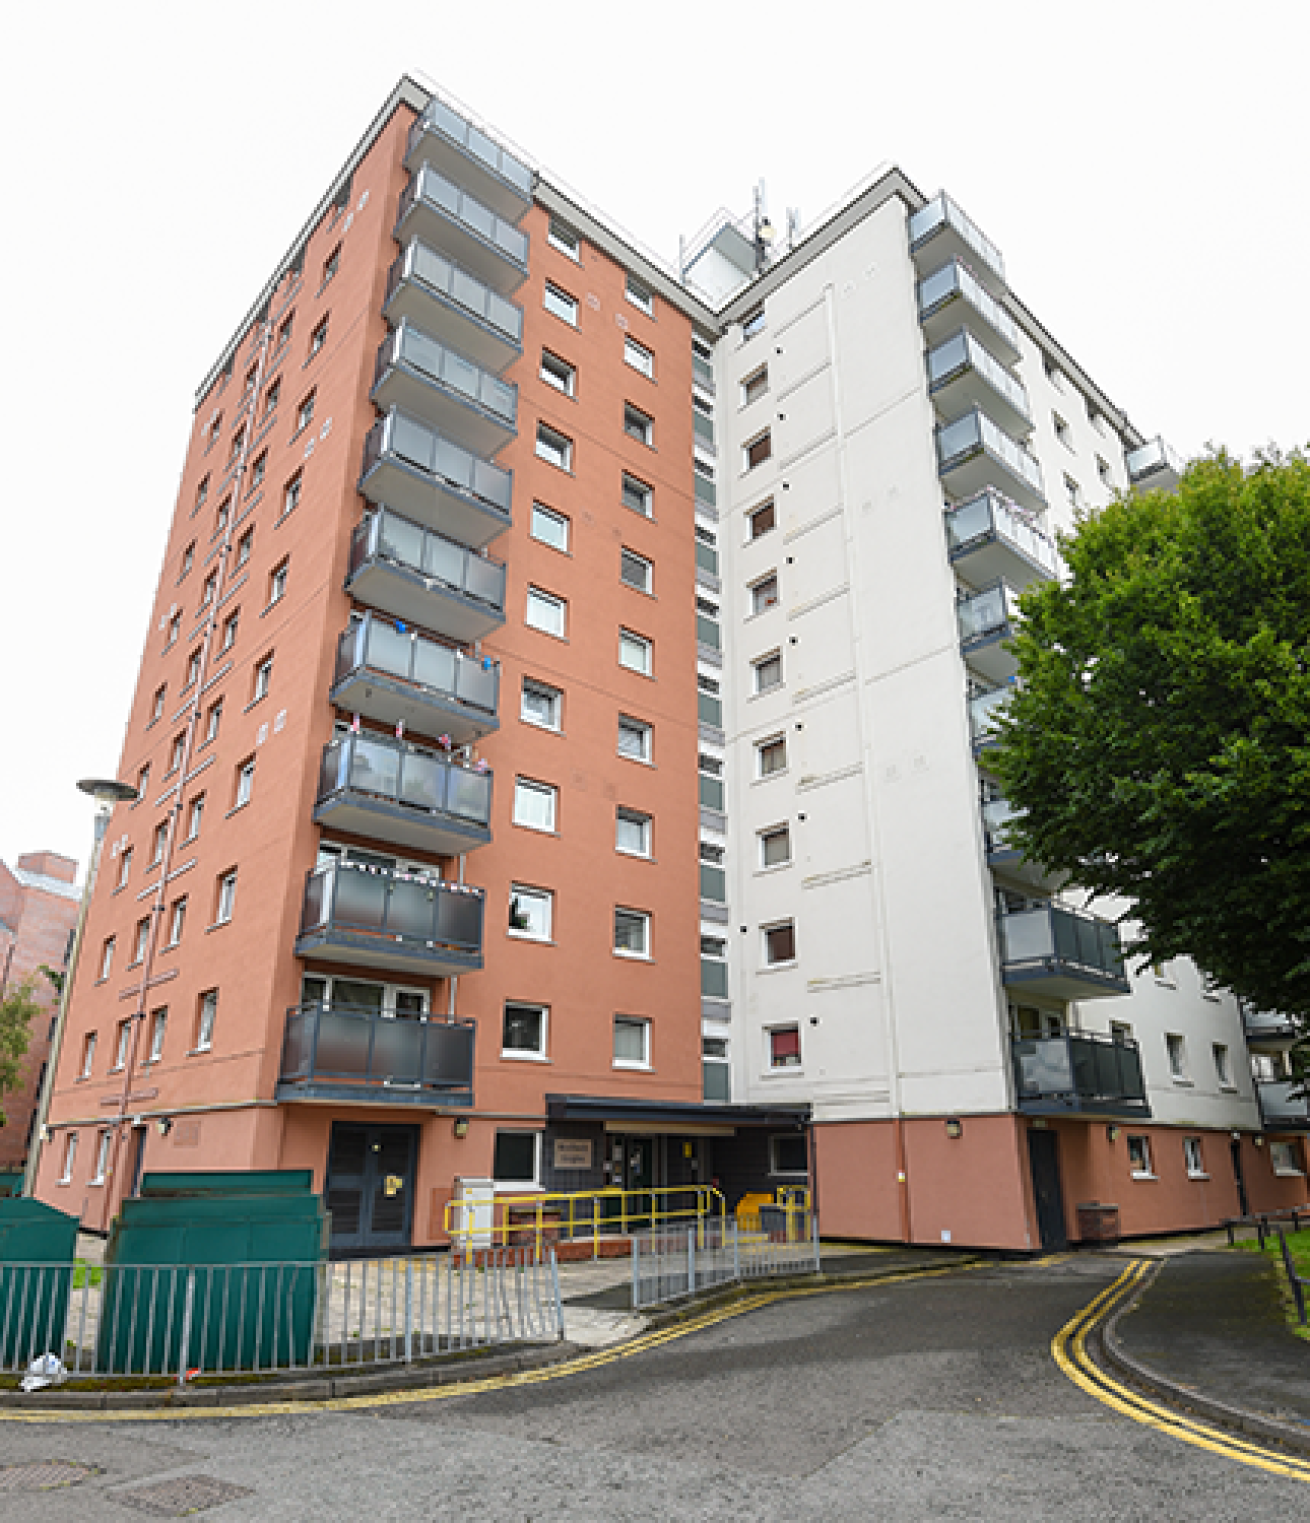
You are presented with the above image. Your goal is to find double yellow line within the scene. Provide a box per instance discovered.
[1054,1259,1310,1483]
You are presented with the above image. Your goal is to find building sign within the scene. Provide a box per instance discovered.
[553,1139,593,1171]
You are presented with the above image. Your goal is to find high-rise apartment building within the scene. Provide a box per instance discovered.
[35,77,1308,1252]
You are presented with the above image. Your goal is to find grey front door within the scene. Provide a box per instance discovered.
[1027,1129,1067,1251]
[326,1122,417,1254]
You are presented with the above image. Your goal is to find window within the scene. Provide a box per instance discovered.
[196,990,218,1052]
[220,610,239,653]
[1110,1020,1133,1044]
[165,612,181,650]
[526,586,567,637]
[748,499,776,539]
[753,651,783,693]
[166,897,187,948]
[493,1130,540,1184]
[1043,355,1063,388]
[295,390,316,435]
[742,366,768,406]
[268,560,288,605]
[760,825,791,869]
[621,473,652,517]
[624,337,654,378]
[1127,1135,1154,1177]
[763,921,796,966]
[613,908,650,958]
[248,451,267,493]
[535,423,573,471]
[98,937,115,982]
[1213,1042,1234,1088]
[769,1026,801,1069]
[757,735,787,777]
[234,756,255,808]
[508,884,552,940]
[180,542,195,578]
[624,404,653,446]
[1183,1137,1206,1178]
[744,430,772,471]
[200,571,218,609]
[1166,1032,1188,1081]
[184,794,204,842]
[530,502,570,551]
[80,1032,97,1079]
[204,699,223,744]
[263,378,281,418]
[321,244,341,287]
[521,678,562,732]
[58,1132,78,1184]
[236,528,254,568]
[624,274,653,315]
[184,649,202,690]
[619,629,652,675]
[1096,455,1112,487]
[131,916,150,966]
[1064,474,1084,510]
[620,549,652,593]
[617,714,652,762]
[112,1019,131,1071]
[751,573,779,615]
[1270,1140,1304,1176]
[543,282,578,326]
[615,807,651,858]
[195,476,210,512]
[282,472,303,519]
[613,1016,651,1068]
[147,1008,167,1063]
[539,349,576,396]
[502,1002,547,1058]
[1053,412,1071,448]
[547,218,579,258]
[150,685,166,724]
[116,847,133,891]
[215,870,237,925]
[309,316,329,358]
[741,303,765,339]
[136,762,150,800]
[150,819,169,866]
[214,497,231,534]
[228,428,245,464]
[513,777,557,832]
[253,655,273,702]
[91,1129,112,1186]
[277,313,294,351]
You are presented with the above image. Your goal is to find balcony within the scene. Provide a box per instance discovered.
[348,509,506,644]
[957,581,1022,684]
[1256,1079,1310,1131]
[372,322,517,459]
[294,860,484,978]
[945,488,1060,590]
[1243,1006,1301,1051]
[278,1002,476,1109]
[313,730,492,857]
[997,903,1130,1000]
[1011,1031,1149,1118]
[909,194,1006,296]
[384,240,523,374]
[1127,436,1185,494]
[969,683,1011,752]
[330,611,498,748]
[918,259,1021,364]
[395,166,528,296]
[360,410,511,551]
[927,330,1032,438]
[982,796,1062,892]
[403,98,532,222]
[938,409,1047,516]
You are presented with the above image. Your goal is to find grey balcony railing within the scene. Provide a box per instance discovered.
[998,903,1129,991]
[1011,1031,1148,1116]
[938,410,1045,500]
[694,411,716,448]
[700,864,727,903]
[909,193,1006,288]
[918,259,1021,355]
[945,488,1060,580]
[957,580,1021,647]
[927,331,1031,427]
[1242,1006,1300,1043]
[698,690,723,728]
[1256,1079,1310,1128]
[334,612,498,720]
[361,410,512,519]
[969,683,1011,748]
[693,352,716,393]
[350,509,506,615]
[1127,436,1185,486]
[279,1000,476,1107]
[297,861,484,964]
[386,240,523,354]
[399,165,528,269]
[374,322,517,427]
[982,795,1020,853]
[317,730,492,832]
[407,99,533,207]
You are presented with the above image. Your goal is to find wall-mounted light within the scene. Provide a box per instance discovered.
[1106,1125,1120,1143]
[945,1118,963,1139]
[452,1118,469,1139]
[156,1116,173,1137]
[1253,1135,1264,1149]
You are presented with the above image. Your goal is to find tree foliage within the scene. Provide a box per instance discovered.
[0,976,43,1127]
[994,449,1310,1025]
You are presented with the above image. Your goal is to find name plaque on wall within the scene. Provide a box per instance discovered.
[553,1138,593,1171]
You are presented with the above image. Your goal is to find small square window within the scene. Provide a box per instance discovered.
[530,502,570,551]
[614,907,650,958]
[526,586,567,638]
[741,303,765,340]
[235,757,255,808]
[748,500,776,540]
[754,651,783,694]
[493,1130,540,1184]
[215,870,237,924]
[616,807,652,858]
[509,884,553,940]
[502,1002,547,1057]
[613,1015,651,1068]
[624,404,653,446]
[624,337,654,378]
[620,549,652,593]
[543,282,578,326]
[622,473,652,517]
[547,218,580,259]
[760,825,791,869]
[1183,1137,1206,1178]
[296,391,317,435]
[744,431,772,471]
[757,735,787,777]
[751,573,779,615]
[742,366,768,406]
[625,274,654,316]
[619,629,652,676]
[253,656,273,702]
[1127,1135,1153,1177]
[1043,355,1063,388]
[540,349,576,396]
[769,1026,801,1069]
[1064,474,1084,509]
[763,921,796,965]
[1166,1032,1188,1081]
[617,715,652,763]
[521,678,562,731]
[1270,1140,1304,1176]
[513,777,557,833]
[535,423,574,471]
[309,317,329,358]
[196,989,218,1052]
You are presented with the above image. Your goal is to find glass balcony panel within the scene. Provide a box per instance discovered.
[319,739,348,800]
[997,907,1050,964]
[390,411,436,473]
[365,619,413,682]
[422,1021,476,1087]
[348,732,402,798]
[1014,1039,1073,1097]
[956,582,1018,644]
[700,864,727,902]
[460,195,496,242]
[695,475,717,508]
[695,542,719,576]
[412,638,456,694]
[696,614,721,650]
[701,960,729,998]
[694,412,715,446]
[446,767,492,822]
[458,658,497,713]
[280,1007,312,1079]
[693,353,715,391]
[926,331,969,387]
[909,194,1005,289]
[301,869,327,931]
[698,691,723,727]
[487,290,523,344]
[464,555,505,608]
[377,510,426,572]
[388,876,437,940]
[433,434,475,493]
[435,888,483,947]
[421,531,464,588]
[370,1017,424,1083]
[396,749,447,814]
[482,373,515,421]
[969,684,1010,744]
[466,123,499,173]
[699,774,725,810]
[314,1008,373,1081]
[703,1064,731,1103]
[332,867,388,934]
[419,166,460,216]
[440,345,481,403]
[918,260,1020,356]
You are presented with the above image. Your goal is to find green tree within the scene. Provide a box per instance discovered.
[0,976,43,1127]
[994,448,1310,1026]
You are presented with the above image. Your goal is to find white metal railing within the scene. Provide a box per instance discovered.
[631,1212,820,1309]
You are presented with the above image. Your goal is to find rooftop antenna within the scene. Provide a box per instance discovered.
[753,180,774,272]
[786,207,802,252]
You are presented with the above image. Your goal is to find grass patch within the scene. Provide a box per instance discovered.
[72,1261,104,1290]
[1232,1227,1310,1338]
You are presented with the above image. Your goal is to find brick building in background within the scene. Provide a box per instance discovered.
[0,852,79,1177]
[33,77,1308,1251]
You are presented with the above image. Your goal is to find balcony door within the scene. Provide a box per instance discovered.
[326,1122,418,1254]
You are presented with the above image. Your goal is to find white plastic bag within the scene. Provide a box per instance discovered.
[20,1352,67,1392]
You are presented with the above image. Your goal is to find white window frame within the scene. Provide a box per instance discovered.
[753,651,783,694]
[526,585,567,638]
[750,573,779,616]
[59,1132,78,1184]
[759,824,791,870]
[621,473,652,517]
[98,937,115,982]
[619,628,653,676]
[530,501,571,552]
[1270,1140,1304,1177]
[741,365,768,406]
[1213,1042,1235,1089]
[613,1015,651,1069]
[254,657,273,702]
[1166,1032,1189,1082]
[617,715,652,763]
[543,282,578,326]
[147,1008,167,1063]
[546,218,580,259]
[748,499,776,540]
[1183,1136,1207,1179]
[624,403,653,447]
[79,1032,96,1080]
[196,990,218,1052]
[235,758,255,808]
[509,884,553,942]
[763,920,797,967]
[615,807,652,858]
[166,897,187,948]
[539,349,576,397]
[624,274,653,315]
[756,735,787,778]
[1127,1134,1154,1178]
[91,1128,112,1186]
[535,423,574,472]
[521,678,562,732]
[513,777,558,833]
[624,336,654,378]
[613,907,651,959]
[215,870,237,925]
[501,1001,548,1060]
[620,548,653,594]
[492,1129,542,1186]
[767,1024,802,1070]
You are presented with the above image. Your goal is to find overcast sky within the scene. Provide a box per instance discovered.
[2,0,1305,876]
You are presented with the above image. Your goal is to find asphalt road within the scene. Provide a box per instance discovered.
[3,1257,1306,1521]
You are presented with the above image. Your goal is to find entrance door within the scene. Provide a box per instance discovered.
[325,1122,418,1254]
[1230,1136,1250,1217]
[1027,1129,1068,1251]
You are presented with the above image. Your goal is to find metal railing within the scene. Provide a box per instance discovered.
[408,98,534,203]
[334,610,500,719]
[445,1184,725,1258]
[297,859,484,961]
[0,1250,561,1383]
[386,240,524,352]
[374,321,517,426]
[918,260,1021,355]
[909,193,1006,287]
[631,1210,820,1309]
[1011,1031,1148,1115]
[399,165,529,270]
[938,410,1045,499]
[278,1002,476,1106]
[361,410,513,519]
[350,508,507,616]
[316,729,494,834]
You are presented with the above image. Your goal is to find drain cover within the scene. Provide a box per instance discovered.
[0,1461,97,1491]
[115,1474,254,1516]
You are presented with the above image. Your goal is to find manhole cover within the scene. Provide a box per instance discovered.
[115,1474,254,1517]
[0,1461,98,1491]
